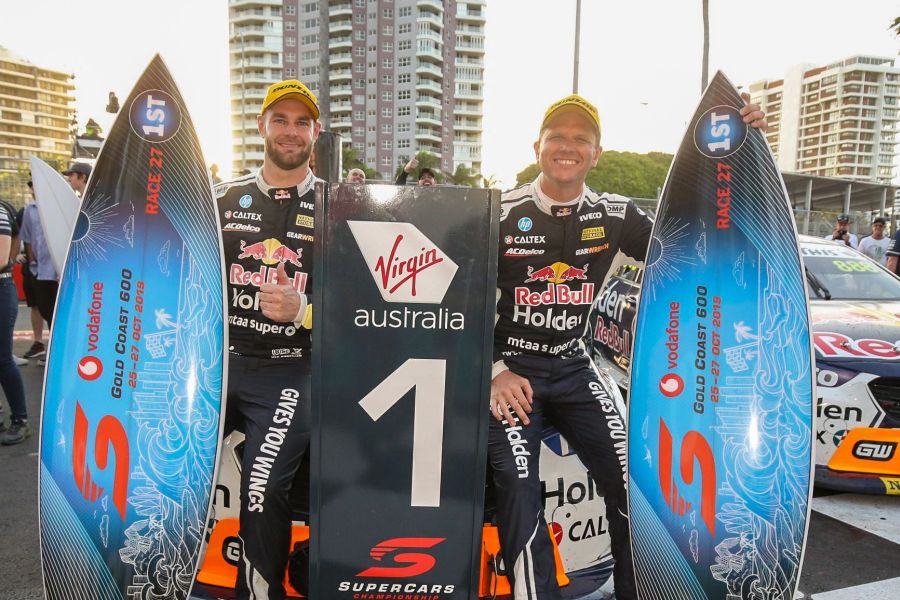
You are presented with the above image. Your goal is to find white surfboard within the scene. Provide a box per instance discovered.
[28,156,80,274]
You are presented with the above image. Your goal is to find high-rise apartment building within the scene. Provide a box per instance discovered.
[0,46,75,179]
[229,0,485,180]
[749,55,899,184]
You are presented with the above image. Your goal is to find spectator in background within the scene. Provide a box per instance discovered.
[346,168,366,183]
[884,226,900,274]
[20,186,59,336]
[62,162,91,197]
[824,213,858,248]
[857,216,890,266]
[15,182,45,362]
[0,196,30,444]
[395,157,437,186]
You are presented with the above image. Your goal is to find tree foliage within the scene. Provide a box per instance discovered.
[393,151,442,183]
[515,150,673,198]
[341,144,379,180]
[445,164,481,187]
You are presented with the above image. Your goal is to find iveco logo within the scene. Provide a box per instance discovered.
[852,440,897,461]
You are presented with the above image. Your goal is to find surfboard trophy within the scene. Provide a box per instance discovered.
[38,55,226,600]
[627,71,814,599]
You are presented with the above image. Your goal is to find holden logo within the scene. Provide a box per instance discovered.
[348,221,458,304]
[224,210,232,218]
[78,356,104,381]
[659,373,684,397]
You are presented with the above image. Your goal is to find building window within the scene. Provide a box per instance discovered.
[398,57,411,67]
[303,2,318,12]
[383,25,393,36]
[285,37,296,47]
[286,21,296,31]
[398,40,412,51]
[286,5,296,15]
[398,106,411,116]
[382,107,393,117]
[382,59,393,68]
[303,18,317,28]
[301,34,318,44]
[286,52,296,62]
[354,63,365,72]
[382,75,393,85]
[398,73,411,84]
[399,6,412,17]
[383,8,393,18]
[354,95,365,104]
[354,46,365,56]
[354,79,365,88]
[354,111,365,120]
[382,140,393,149]
[382,155,393,166]
[285,67,297,78]
[398,123,410,133]
[397,90,411,100]
[301,66,318,77]
[355,30,365,40]
[382,123,392,133]
[383,42,393,52]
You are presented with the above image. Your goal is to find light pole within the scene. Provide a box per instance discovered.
[230,32,247,174]
[573,0,582,94]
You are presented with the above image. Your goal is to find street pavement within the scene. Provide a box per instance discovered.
[0,303,898,599]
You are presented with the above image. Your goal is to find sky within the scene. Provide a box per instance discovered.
[1,1,898,188]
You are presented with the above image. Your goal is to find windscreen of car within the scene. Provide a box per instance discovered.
[801,243,900,300]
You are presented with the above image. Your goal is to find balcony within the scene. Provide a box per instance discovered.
[416,62,443,79]
[329,3,352,18]
[330,52,352,65]
[331,85,352,98]
[416,80,443,95]
[329,68,352,82]
[329,36,352,50]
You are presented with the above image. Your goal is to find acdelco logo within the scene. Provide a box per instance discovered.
[356,537,445,577]
[852,440,897,462]
[348,221,458,304]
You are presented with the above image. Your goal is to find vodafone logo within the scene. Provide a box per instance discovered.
[659,373,684,397]
[78,356,103,381]
[348,221,458,304]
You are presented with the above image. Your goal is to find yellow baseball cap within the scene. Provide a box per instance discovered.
[260,79,320,119]
[541,94,601,140]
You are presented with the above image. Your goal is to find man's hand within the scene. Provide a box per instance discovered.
[740,92,767,132]
[404,157,419,174]
[259,263,302,322]
[490,369,533,427]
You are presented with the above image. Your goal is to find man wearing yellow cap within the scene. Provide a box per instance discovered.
[488,94,767,599]
[215,79,320,599]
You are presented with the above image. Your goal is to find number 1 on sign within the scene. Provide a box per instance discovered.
[359,359,446,507]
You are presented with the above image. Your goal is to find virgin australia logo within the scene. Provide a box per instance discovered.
[348,221,458,303]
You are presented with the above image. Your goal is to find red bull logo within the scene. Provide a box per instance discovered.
[237,239,303,267]
[524,262,589,284]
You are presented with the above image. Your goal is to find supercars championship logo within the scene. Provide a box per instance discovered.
[337,538,456,598]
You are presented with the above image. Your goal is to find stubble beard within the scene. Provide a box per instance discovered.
[265,136,312,171]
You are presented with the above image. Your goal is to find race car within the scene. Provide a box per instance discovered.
[589,235,900,495]
[195,421,618,599]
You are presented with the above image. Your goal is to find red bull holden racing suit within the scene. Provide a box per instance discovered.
[490,177,652,599]
[216,169,317,599]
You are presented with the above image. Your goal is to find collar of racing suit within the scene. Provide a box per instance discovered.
[254,167,316,199]
[531,174,584,217]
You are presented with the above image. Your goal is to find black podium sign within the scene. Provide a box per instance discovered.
[311,183,499,600]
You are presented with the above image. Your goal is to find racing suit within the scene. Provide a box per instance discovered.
[490,175,652,600]
[216,169,317,600]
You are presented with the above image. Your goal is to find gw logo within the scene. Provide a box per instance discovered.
[852,440,897,461]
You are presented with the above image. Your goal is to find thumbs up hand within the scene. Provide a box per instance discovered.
[259,262,304,323]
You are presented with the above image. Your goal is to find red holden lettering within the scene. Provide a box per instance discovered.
[658,419,716,535]
[73,402,130,520]
[374,234,442,296]
[814,332,899,359]
[356,537,445,578]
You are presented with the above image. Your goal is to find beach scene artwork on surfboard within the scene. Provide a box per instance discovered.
[28,156,80,274]
[38,55,226,600]
[627,71,814,600]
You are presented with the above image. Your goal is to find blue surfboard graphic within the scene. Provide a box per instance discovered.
[38,55,226,600]
[628,71,814,600]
